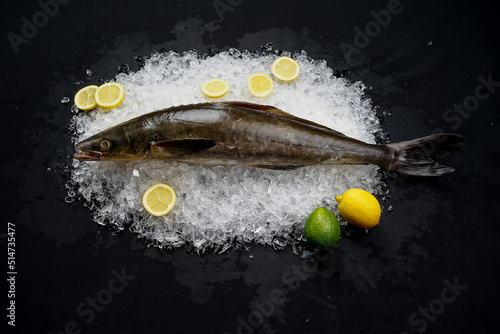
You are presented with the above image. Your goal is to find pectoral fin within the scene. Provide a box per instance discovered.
[150,138,216,157]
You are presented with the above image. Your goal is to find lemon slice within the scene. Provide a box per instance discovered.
[201,78,229,98]
[247,73,274,97]
[271,57,300,81]
[74,85,99,110]
[142,183,177,217]
[95,82,125,109]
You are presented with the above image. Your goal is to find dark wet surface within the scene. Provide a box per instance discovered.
[1,0,499,333]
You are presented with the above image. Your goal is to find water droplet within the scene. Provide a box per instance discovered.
[272,236,287,250]
[228,48,241,58]
[300,248,313,259]
[134,56,146,69]
[428,40,433,46]
[341,69,351,77]
[71,104,79,114]
[261,43,274,53]
[61,96,70,105]
[118,63,130,74]
[291,241,303,255]
[387,205,394,212]
[205,47,216,57]
[86,69,92,76]
[65,196,75,204]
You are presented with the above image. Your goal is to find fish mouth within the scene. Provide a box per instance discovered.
[73,147,102,161]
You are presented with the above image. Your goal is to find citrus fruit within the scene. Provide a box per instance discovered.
[271,56,300,81]
[95,82,125,109]
[335,189,381,229]
[74,85,99,111]
[304,207,341,247]
[247,73,274,97]
[142,183,177,216]
[201,78,229,98]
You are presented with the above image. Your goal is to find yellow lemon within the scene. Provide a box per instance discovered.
[142,183,177,216]
[247,73,274,97]
[271,56,300,81]
[95,82,125,109]
[74,85,99,111]
[304,207,341,247]
[335,189,381,229]
[201,78,229,98]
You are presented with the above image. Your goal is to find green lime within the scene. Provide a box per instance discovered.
[304,207,341,247]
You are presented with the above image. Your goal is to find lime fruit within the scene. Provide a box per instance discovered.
[304,207,341,247]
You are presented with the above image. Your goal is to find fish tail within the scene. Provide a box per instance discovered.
[384,134,466,176]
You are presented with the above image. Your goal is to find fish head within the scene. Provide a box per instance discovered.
[74,125,150,161]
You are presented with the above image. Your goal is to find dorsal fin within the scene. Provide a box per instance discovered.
[221,101,346,135]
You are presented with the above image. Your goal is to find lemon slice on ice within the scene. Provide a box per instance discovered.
[201,78,230,98]
[142,183,177,217]
[271,56,300,81]
[74,85,99,111]
[95,82,125,109]
[247,73,274,97]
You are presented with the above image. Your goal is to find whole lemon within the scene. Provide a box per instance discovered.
[335,189,381,229]
[304,207,341,247]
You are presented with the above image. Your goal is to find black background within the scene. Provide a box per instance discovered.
[1,0,499,333]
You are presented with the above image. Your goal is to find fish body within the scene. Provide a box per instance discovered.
[74,102,466,176]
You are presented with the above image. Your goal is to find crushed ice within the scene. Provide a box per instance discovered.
[68,49,384,253]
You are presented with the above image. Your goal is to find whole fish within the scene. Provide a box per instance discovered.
[74,102,466,176]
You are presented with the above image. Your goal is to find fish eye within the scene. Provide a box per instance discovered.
[100,140,112,149]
